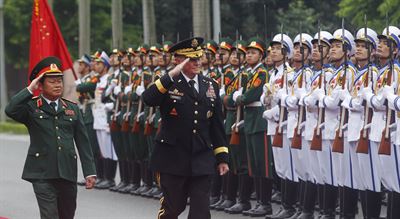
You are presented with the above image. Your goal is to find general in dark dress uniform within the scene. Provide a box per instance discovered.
[5,57,96,219]
[142,37,229,219]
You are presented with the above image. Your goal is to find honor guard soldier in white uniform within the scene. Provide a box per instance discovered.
[284,32,314,218]
[302,30,334,218]
[362,26,400,219]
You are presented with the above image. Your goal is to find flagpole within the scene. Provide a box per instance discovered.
[0,0,7,122]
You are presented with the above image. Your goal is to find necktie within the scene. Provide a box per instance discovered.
[188,80,198,99]
[50,101,57,112]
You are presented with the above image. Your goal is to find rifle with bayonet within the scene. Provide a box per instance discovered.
[230,30,242,145]
[131,52,145,133]
[332,19,349,153]
[121,51,134,132]
[144,52,157,136]
[110,56,123,132]
[357,15,374,154]
[310,24,325,151]
[378,14,395,155]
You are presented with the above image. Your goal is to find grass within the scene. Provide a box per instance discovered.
[0,121,28,135]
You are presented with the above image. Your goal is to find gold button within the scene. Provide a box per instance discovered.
[212,104,215,107]
[69,118,72,121]
[58,147,61,150]
[39,115,43,119]
[56,126,59,130]
[55,116,58,120]
[35,153,39,157]
[74,155,77,159]
[194,120,198,124]
[173,100,177,103]
[193,129,197,133]
[57,136,61,140]
[161,139,164,143]
[194,111,198,115]
[195,102,198,105]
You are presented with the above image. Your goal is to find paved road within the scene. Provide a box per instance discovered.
[0,134,257,219]
[0,133,383,219]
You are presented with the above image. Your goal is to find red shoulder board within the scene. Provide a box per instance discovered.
[36,98,43,107]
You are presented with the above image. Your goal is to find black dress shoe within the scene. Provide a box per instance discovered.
[249,203,272,217]
[96,180,115,189]
[251,192,257,200]
[77,179,86,186]
[267,208,296,219]
[153,191,163,199]
[287,210,301,219]
[215,200,235,211]
[94,178,106,188]
[110,182,127,192]
[271,191,282,203]
[118,183,137,194]
[210,198,223,209]
[148,187,162,198]
[138,185,152,196]
[142,187,158,197]
[130,185,145,195]
[243,202,261,216]
[225,202,251,214]
[210,196,220,206]
[296,212,314,219]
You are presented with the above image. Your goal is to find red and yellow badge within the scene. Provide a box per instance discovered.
[253,78,262,87]
[65,109,75,116]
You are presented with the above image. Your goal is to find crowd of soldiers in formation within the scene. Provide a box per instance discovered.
[73,24,400,219]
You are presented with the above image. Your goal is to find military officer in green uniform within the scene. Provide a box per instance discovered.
[5,56,96,219]
[232,38,273,216]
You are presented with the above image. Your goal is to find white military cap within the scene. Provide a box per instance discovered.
[330,28,355,55]
[293,33,313,50]
[311,31,334,46]
[355,28,378,48]
[270,33,294,59]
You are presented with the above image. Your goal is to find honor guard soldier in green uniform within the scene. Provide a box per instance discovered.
[5,56,96,219]
[159,41,175,75]
[220,40,253,214]
[201,40,219,80]
[142,37,229,219]
[75,54,102,187]
[232,37,272,216]
[108,48,134,192]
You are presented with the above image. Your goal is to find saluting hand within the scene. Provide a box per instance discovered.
[217,163,229,176]
[85,176,96,189]
[168,58,190,78]
[27,73,45,92]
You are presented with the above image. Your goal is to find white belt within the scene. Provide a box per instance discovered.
[245,101,262,108]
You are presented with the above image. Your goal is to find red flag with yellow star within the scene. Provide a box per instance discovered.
[29,0,77,98]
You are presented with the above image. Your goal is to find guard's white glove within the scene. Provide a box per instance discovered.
[294,87,306,99]
[338,89,349,101]
[360,87,373,101]
[149,114,156,124]
[124,84,132,94]
[136,85,145,96]
[312,88,325,100]
[341,95,351,109]
[273,88,286,102]
[109,79,118,88]
[279,120,288,129]
[104,102,114,111]
[342,123,348,131]
[233,87,243,102]
[263,109,274,121]
[74,79,81,85]
[381,85,394,99]
[137,111,145,119]
[219,87,226,97]
[113,85,122,96]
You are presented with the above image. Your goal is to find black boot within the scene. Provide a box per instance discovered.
[95,158,107,188]
[320,184,337,219]
[209,173,223,208]
[243,176,260,215]
[297,181,317,219]
[110,160,126,191]
[289,180,306,219]
[317,184,325,216]
[363,190,381,219]
[119,160,135,193]
[342,187,358,219]
[97,159,116,189]
[215,172,237,211]
[249,177,273,217]
[226,174,253,214]
[388,191,400,219]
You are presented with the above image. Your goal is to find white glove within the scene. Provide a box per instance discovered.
[339,89,349,101]
[136,85,145,96]
[233,87,243,102]
[360,87,373,101]
[341,95,351,109]
[110,79,117,88]
[137,111,145,119]
[104,102,114,111]
[294,87,306,99]
[113,85,121,96]
[312,88,325,100]
[381,85,394,99]
[273,88,286,102]
[219,87,226,97]
[279,120,288,129]
[124,84,132,94]
[263,109,274,121]
[74,79,81,85]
